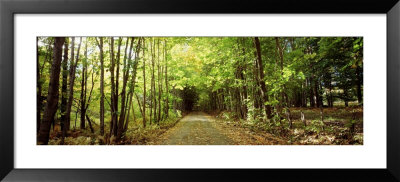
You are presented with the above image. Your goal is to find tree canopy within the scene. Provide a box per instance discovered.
[37,37,363,145]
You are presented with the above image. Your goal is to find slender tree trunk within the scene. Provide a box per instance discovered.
[314,78,320,108]
[117,38,133,137]
[135,93,144,118]
[252,53,260,118]
[74,107,78,129]
[84,66,96,127]
[239,39,248,119]
[124,92,133,132]
[325,74,333,107]
[112,38,122,136]
[152,39,157,123]
[60,38,69,144]
[65,37,82,132]
[301,110,306,126]
[164,40,169,118]
[149,38,156,125]
[85,115,94,133]
[275,37,285,120]
[149,40,153,124]
[142,38,147,128]
[309,77,315,107]
[110,37,118,136]
[37,37,65,145]
[80,41,88,130]
[344,88,349,107]
[96,37,105,136]
[123,37,142,132]
[276,37,292,127]
[109,37,115,135]
[254,37,272,119]
[157,39,162,123]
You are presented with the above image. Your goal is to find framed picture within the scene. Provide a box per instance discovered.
[1,0,399,181]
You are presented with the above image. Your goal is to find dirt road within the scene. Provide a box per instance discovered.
[157,112,235,145]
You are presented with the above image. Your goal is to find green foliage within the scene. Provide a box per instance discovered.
[38,36,363,145]
[305,120,325,134]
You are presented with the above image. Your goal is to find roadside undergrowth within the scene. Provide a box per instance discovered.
[210,106,363,145]
[48,112,183,145]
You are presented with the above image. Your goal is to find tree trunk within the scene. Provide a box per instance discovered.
[135,93,144,118]
[80,41,88,130]
[309,77,315,107]
[152,39,157,123]
[254,37,272,119]
[60,38,69,144]
[326,74,334,107]
[320,106,325,130]
[124,92,133,132]
[314,78,320,108]
[65,37,82,132]
[240,38,248,119]
[149,38,156,125]
[113,38,122,136]
[109,37,119,137]
[275,37,288,125]
[301,110,306,126]
[142,38,147,128]
[117,38,133,137]
[164,40,169,118]
[124,38,142,132]
[37,37,65,145]
[344,88,349,107]
[157,39,162,123]
[85,114,94,133]
[252,56,260,118]
[96,37,105,136]
[149,41,153,124]
[37,39,53,133]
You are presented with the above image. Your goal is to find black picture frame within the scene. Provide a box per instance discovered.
[1,0,399,181]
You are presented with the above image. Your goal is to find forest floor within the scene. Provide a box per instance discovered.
[153,112,285,145]
[48,107,362,145]
[210,115,287,145]
[211,106,363,145]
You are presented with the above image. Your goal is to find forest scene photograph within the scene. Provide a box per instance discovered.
[36,36,363,145]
